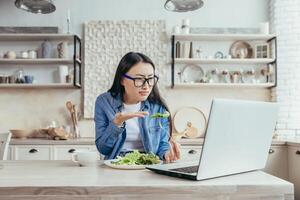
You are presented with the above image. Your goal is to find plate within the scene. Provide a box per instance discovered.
[173,107,207,138]
[181,64,204,83]
[104,159,162,170]
[229,41,253,58]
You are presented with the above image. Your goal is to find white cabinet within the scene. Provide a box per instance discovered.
[288,146,300,200]
[53,145,92,160]
[180,145,202,162]
[9,144,97,160]
[263,145,289,180]
[14,145,51,160]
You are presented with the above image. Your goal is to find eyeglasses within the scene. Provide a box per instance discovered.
[123,74,159,88]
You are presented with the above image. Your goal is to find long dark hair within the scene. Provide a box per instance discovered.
[108,52,172,137]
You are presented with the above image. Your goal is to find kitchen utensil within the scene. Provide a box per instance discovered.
[173,107,207,138]
[229,41,253,58]
[66,101,80,138]
[181,64,204,83]
[10,129,32,139]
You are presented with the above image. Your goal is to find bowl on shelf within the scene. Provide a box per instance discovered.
[9,129,33,139]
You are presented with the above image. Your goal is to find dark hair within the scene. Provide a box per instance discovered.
[108,52,172,137]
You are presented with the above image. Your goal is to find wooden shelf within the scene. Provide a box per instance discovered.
[173,34,276,41]
[174,58,275,64]
[0,58,74,64]
[0,34,76,41]
[0,83,77,89]
[173,83,275,89]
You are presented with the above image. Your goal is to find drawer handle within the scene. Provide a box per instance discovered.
[296,150,300,155]
[68,149,76,153]
[188,149,197,154]
[269,149,275,154]
[29,149,38,153]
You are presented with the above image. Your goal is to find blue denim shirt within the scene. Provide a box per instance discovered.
[94,92,170,160]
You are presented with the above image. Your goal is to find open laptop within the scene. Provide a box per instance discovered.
[146,98,279,180]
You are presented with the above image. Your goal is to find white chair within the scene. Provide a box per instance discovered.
[0,132,12,160]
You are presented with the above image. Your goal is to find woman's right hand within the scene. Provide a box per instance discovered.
[113,111,148,127]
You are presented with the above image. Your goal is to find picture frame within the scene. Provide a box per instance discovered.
[254,43,269,58]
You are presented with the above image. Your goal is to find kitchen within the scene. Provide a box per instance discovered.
[0,0,299,199]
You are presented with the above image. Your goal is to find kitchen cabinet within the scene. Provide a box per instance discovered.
[0,34,82,88]
[13,145,51,160]
[263,145,289,180]
[170,34,277,89]
[288,145,300,200]
[9,144,97,160]
[180,145,202,162]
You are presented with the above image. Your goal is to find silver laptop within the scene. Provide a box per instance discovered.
[146,98,279,180]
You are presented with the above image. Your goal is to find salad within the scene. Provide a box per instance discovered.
[151,111,170,119]
[111,150,160,165]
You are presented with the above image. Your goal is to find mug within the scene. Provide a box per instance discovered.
[24,75,34,84]
[71,151,99,167]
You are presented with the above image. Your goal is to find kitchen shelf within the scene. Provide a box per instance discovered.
[0,34,82,88]
[174,34,276,41]
[0,83,76,89]
[0,59,74,64]
[0,34,75,41]
[170,34,277,88]
[174,58,275,64]
[173,83,275,89]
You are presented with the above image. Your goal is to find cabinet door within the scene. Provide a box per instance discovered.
[180,146,202,162]
[263,145,288,180]
[288,146,300,200]
[14,145,51,160]
[53,145,95,160]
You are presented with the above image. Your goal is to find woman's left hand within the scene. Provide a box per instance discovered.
[164,139,181,163]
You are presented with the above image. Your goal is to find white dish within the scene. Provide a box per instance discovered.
[104,159,162,170]
[173,107,207,138]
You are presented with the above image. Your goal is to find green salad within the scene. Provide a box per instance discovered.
[151,111,170,119]
[111,150,160,165]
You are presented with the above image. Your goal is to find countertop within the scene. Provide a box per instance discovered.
[9,137,300,146]
[0,160,294,200]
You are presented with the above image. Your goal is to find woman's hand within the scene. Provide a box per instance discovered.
[113,111,148,127]
[164,139,181,163]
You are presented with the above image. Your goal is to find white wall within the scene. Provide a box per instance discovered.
[0,0,269,137]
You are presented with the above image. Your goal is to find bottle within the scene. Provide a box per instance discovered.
[189,42,193,58]
[175,41,181,58]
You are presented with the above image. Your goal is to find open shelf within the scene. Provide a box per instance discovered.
[0,34,75,41]
[173,83,275,89]
[174,58,275,64]
[0,58,73,64]
[0,83,78,89]
[174,34,276,41]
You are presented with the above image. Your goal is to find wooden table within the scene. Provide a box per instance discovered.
[0,160,294,200]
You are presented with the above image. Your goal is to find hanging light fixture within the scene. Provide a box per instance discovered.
[164,0,204,12]
[15,0,56,14]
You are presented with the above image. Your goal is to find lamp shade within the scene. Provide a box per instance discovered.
[164,0,204,12]
[15,0,56,14]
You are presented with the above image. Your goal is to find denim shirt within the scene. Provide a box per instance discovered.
[94,92,170,160]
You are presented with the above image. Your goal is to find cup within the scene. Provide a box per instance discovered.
[20,51,29,59]
[28,50,37,59]
[58,65,69,83]
[71,151,99,167]
[24,75,34,84]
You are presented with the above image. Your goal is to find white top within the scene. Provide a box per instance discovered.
[121,102,144,152]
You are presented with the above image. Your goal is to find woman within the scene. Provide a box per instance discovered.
[94,52,180,163]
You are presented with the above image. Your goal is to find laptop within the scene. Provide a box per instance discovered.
[146,98,279,180]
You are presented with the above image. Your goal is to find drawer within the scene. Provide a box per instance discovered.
[180,146,202,162]
[53,145,94,160]
[14,145,51,160]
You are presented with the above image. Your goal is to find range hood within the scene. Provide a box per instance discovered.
[15,0,56,14]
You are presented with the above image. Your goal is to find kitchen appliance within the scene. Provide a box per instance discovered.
[15,0,56,14]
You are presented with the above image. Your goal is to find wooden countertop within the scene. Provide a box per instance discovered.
[0,160,294,200]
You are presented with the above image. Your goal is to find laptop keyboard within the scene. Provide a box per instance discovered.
[170,165,198,174]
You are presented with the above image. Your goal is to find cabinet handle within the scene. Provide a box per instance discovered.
[269,149,275,154]
[68,149,76,153]
[296,150,300,155]
[29,149,38,153]
[188,149,197,154]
